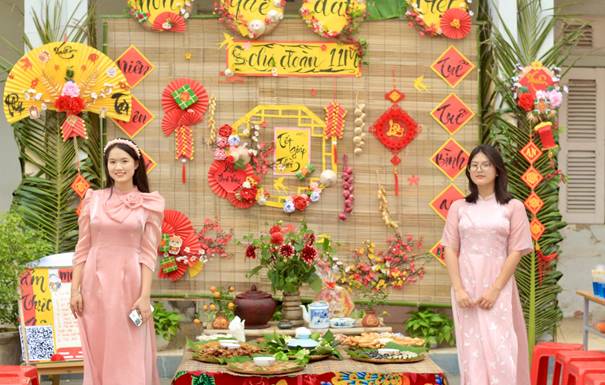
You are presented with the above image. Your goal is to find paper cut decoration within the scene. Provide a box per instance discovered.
[431,93,475,135]
[127,0,194,32]
[112,96,154,138]
[431,45,475,88]
[158,209,202,281]
[215,0,285,39]
[430,241,446,266]
[300,0,367,38]
[115,45,154,88]
[431,138,469,180]
[430,184,464,221]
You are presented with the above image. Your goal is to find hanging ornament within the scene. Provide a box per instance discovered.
[206,96,217,145]
[176,125,194,184]
[158,209,202,281]
[353,95,366,155]
[339,154,354,221]
[371,82,419,196]
[324,100,346,163]
[377,183,399,231]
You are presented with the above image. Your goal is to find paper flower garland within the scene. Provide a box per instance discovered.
[215,0,286,39]
[3,41,132,208]
[300,0,367,39]
[161,78,209,183]
[127,0,194,32]
[405,0,472,39]
[158,209,202,281]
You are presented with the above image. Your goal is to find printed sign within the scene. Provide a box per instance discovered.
[274,127,310,175]
[431,93,475,135]
[115,45,154,88]
[430,184,464,221]
[431,138,469,180]
[112,96,154,138]
[431,45,475,87]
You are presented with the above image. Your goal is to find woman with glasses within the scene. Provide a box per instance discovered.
[441,144,533,385]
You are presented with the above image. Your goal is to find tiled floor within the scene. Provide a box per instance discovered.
[38,317,605,385]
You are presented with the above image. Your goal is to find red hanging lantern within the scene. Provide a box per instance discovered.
[534,121,556,150]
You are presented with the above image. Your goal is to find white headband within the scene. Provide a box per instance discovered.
[104,138,141,158]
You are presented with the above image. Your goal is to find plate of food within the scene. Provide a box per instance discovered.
[227,360,305,375]
[258,330,342,362]
[188,340,262,364]
[337,332,425,349]
[346,344,427,364]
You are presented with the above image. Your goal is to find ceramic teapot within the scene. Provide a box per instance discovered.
[300,301,330,329]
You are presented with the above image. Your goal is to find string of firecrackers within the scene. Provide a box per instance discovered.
[352,96,366,155]
[324,100,346,162]
[405,0,473,39]
[2,42,133,211]
[299,0,367,39]
[339,154,354,221]
[210,104,338,212]
[128,0,194,32]
[513,61,568,285]
[161,78,209,184]
[214,0,286,39]
[377,183,399,232]
[206,96,217,145]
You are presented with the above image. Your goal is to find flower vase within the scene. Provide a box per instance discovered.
[361,309,381,327]
[281,290,304,326]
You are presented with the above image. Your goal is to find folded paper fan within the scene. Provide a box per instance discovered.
[128,0,194,32]
[3,42,132,124]
[152,12,187,32]
[161,78,208,115]
[440,8,472,40]
[161,108,204,136]
[162,209,195,238]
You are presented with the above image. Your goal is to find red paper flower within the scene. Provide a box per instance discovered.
[54,95,85,115]
[245,245,256,259]
[269,225,282,234]
[270,232,284,245]
[440,8,471,40]
[225,155,235,165]
[219,124,233,137]
[518,92,535,112]
[293,195,309,211]
[301,245,317,264]
[280,244,294,257]
[239,186,257,201]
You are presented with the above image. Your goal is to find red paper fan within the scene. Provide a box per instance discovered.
[161,79,209,115]
[162,209,195,237]
[161,109,204,136]
[207,160,256,199]
[440,8,471,40]
[227,193,257,209]
[152,12,187,33]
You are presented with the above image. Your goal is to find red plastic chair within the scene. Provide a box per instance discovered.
[586,373,605,385]
[554,350,605,385]
[530,342,583,385]
[0,366,39,385]
[562,360,605,385]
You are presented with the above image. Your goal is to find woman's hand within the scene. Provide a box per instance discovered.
[477,286,501,310]
[132,296,152,323]
[454,288,474,308]
[70,292,83,318]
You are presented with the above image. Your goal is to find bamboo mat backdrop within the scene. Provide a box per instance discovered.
[104,17,479,306]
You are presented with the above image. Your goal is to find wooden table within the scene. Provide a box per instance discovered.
[576,290,605,349]
[202,325,392,339]
[173,350,447,385]
[34,361,84,385]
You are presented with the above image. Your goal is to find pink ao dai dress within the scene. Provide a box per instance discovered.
[73,188,164,385]
[441,194,533,385]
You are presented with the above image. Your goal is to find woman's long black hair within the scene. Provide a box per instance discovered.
[465,144,512,205]
[103,138,150,193]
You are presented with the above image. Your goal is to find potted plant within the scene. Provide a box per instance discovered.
[152,302,181,351]
[404,307,455,348]
[203,285,236,329]
[243,221,332,325]
[0,212,52,363]
[336,235,429,327]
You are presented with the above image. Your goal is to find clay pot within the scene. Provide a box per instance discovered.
[361,309,381,327]
[212,313,229,329]
[234,285,276,329]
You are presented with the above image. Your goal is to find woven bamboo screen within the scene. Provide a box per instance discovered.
[104,17,478,305]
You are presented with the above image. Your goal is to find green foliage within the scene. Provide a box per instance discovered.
[0,0,103,254]
[404,307,455,347]
[479,0,587,349]
[260,330,342,361]
[0,212,53,327]
[153,302,181,341]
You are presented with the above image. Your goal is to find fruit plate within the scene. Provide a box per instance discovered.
[227,360,305,375]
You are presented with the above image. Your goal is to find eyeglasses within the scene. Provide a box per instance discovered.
[469,162,493,171]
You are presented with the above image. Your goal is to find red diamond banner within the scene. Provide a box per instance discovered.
[524,192,544,215]
[530,217,545,240]
[112,96,154,139]
[141,149,157,174]
[431,138,469,180]
[430,184,465,221]
[430,241,446,266]
[520,141,543,164]
[521,166,544,189]
[431,45,476,88]
[431,93,475,135]
[115,45,155,88]
[71,173,90,199]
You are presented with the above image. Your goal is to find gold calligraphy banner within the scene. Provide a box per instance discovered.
[224,36,362,77]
